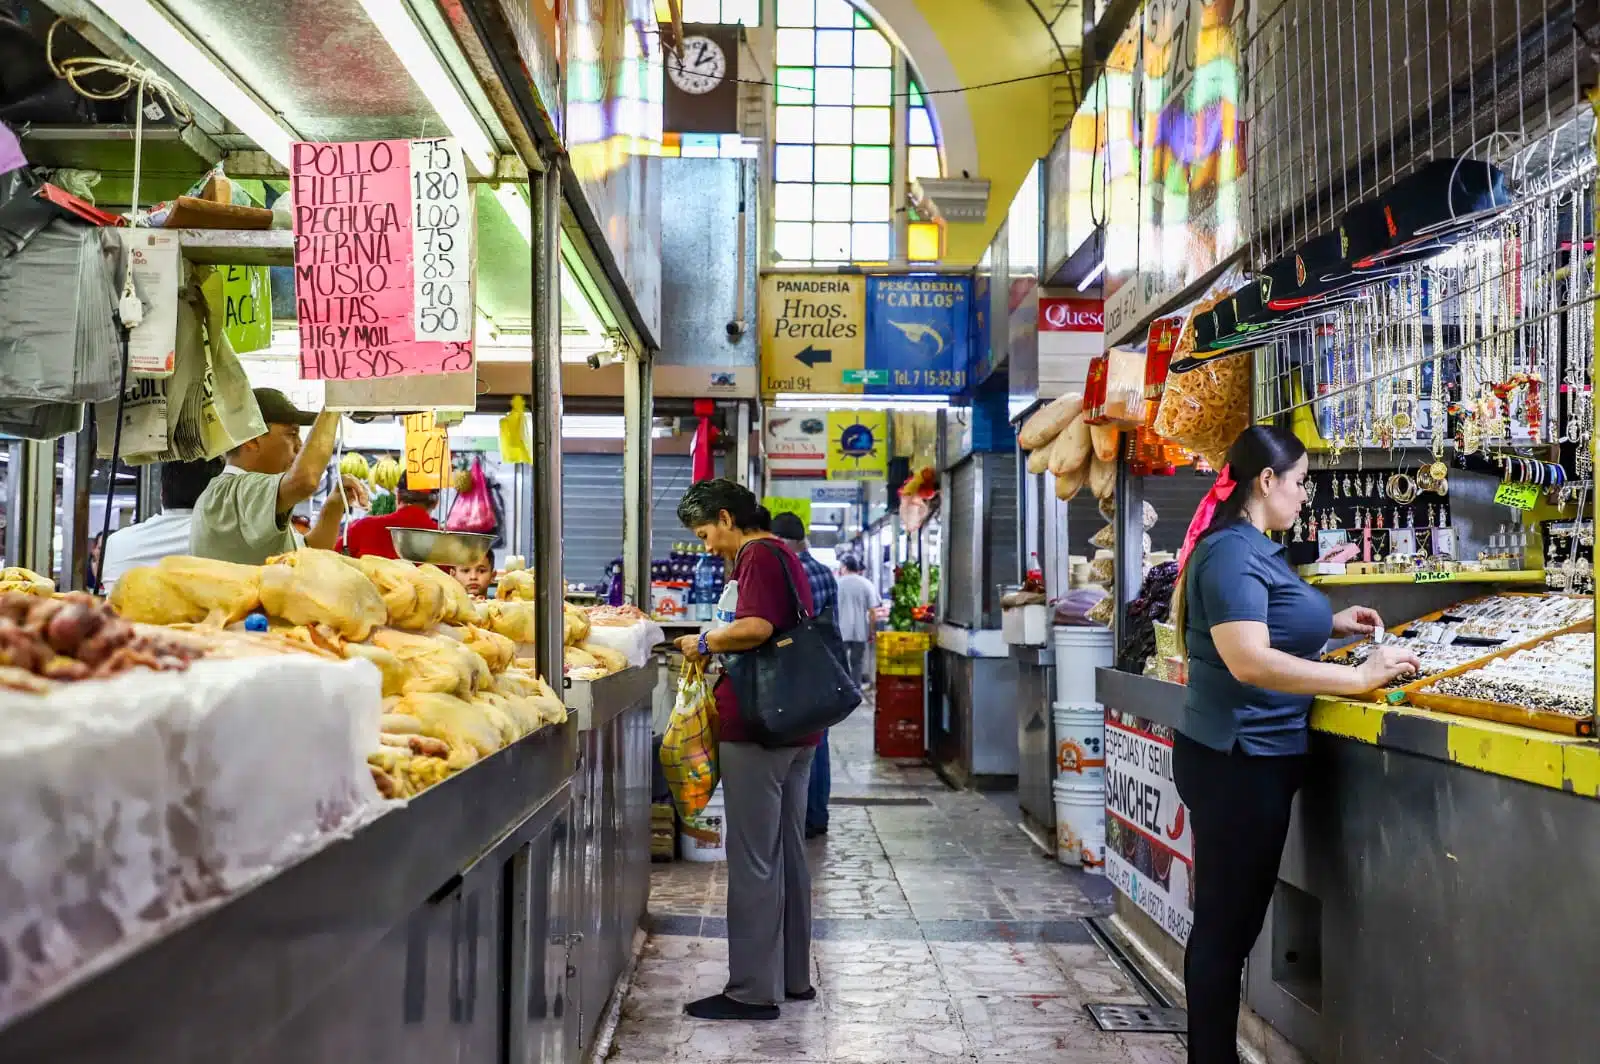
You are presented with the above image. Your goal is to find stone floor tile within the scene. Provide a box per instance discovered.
[612,701,1170,1064]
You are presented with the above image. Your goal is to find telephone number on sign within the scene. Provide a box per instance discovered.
[892,369,966,390]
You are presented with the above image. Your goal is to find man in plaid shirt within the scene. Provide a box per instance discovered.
[772,512,840,838]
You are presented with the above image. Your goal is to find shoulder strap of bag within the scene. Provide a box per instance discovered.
[738,537,813,622]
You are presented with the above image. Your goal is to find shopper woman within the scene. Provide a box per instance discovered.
[1172,425,1419,1064]
[674,478,819,1022]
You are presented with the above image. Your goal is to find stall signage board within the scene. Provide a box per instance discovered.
[403,411,450,491]
[762,496,813,529]
[1104,716,1194,944]
[291,138,475,381]
[760,274,866,395]
[764,410,829,477]
[825,410,888,481]
[202,265,273,354]
[864,275,971,395]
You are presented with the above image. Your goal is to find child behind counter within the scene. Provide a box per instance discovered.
[451,548,496,598]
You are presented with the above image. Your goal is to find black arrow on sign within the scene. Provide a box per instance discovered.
[796,345,833,368]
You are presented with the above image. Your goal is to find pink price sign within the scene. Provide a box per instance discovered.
[291,139,475,381]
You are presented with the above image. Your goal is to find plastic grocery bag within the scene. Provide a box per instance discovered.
[499,396,533,465]
[446,457,497,534]
[660,659,720,830]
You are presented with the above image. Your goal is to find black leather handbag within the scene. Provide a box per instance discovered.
[724,540,862,746]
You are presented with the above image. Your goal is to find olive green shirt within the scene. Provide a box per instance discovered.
[189,465,300,565]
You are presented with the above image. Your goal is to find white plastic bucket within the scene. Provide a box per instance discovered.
[1053,779,1106,874]
[1053,626,1115,705]
[679,789,727,863]
[1053,703,1106,787]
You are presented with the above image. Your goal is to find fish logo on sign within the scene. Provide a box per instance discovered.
[887,320,946,356]
[835,420,878,464]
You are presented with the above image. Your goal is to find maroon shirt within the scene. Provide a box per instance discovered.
[714,538,822,747]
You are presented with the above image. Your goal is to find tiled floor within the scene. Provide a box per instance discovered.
[608,700,1184,1064]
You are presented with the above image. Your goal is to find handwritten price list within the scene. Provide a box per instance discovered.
[291,138,474,381]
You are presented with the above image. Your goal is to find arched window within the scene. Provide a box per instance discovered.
[770,0,943,265]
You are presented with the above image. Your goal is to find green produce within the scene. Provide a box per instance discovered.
[888,562,938,631]
[339,453,371,482]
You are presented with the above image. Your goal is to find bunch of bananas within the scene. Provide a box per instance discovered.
[339,453,371,482]
[371,457,403,492]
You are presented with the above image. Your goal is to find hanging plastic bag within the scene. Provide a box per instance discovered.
[445,457,497,534]
[660,659,720,828]
[499,395,533,465]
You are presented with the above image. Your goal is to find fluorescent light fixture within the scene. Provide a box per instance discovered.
[89,0,295,166]
[810,523,841,532]
[563,415,625,439]
[561,256,610,339]
[494,183,533,244]
[773,394,951,412]
[495,183,610,342]
[1077,259,1107,291]
[358,0,497,176]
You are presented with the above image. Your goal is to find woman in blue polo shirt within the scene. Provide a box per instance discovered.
[1172,426,1419,1064]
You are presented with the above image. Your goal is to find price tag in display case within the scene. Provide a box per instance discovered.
[410,138,472,343]
[1493,482,1540,511]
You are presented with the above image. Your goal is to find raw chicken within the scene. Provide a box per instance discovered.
[357,555,448,630]
[109,555,261,626]
[260,549,387,641]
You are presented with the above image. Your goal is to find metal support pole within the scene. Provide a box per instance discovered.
[733,401,752,487]
[532,166,566,688]
[137,463,160,521]
[60,429,95,591]
[4,441,23,566]
[1111,454,1145,659]
[622,350,654,607]
[19,440,54,579]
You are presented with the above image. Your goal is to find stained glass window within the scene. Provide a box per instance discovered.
[680,0,758,25]
[771,0,943,264]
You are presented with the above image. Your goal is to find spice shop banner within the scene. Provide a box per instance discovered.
[1104,714,1194,944]
[759,272,972,397]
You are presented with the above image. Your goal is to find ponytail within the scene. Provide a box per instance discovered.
[1171,426,1306,660]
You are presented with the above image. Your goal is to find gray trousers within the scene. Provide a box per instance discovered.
[844,640,868,683]
[720,741,816,1005]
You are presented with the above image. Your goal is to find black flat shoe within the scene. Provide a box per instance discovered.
[786,987,817,1002]
[804,825,828,839]
[684,993,780,1021]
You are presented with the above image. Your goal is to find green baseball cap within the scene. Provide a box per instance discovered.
[252,387,317,426]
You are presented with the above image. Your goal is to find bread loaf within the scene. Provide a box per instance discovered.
[1026,446,1053,475]
[1089,453,1117,499]
[1047,413,1092,475]
[1090,422,1121,463]
[1055,463,1088,500]
[1018,393,1084,450]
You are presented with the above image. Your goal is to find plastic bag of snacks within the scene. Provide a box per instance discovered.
[1151,349,1252,470]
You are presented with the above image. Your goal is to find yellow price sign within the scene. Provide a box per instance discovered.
[403,411,450,491]
[763,496,813,530]
[1493,482,1539,510]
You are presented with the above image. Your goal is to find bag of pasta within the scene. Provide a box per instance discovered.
[1151,348,1252,470]
[660,659,719,825]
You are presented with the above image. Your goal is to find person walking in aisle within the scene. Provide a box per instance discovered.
[835,555,882,688]
[674,480,819,1021]
[1171,425,1419,1064]
[771,512,840,838]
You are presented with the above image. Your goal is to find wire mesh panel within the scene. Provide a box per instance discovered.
[1246,0,1600,264]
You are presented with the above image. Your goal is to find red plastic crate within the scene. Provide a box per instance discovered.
[874,674,925,758]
